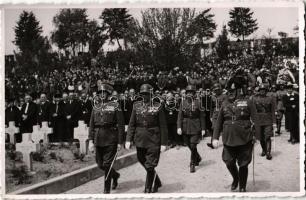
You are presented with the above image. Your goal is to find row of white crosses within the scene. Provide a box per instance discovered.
[6,122,53,171]
[6,121,89,170]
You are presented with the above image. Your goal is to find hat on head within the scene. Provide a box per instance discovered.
[186,85,196,92]
[140,84,153,94]
[100,84,113,94]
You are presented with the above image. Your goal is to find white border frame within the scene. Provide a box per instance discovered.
[0,0,305,199]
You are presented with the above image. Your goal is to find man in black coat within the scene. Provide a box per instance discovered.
[283,84,299,144]
[64,92,80,141]
[49,93,66,142]
[79,92,92,126]
[37,93,51,126]
[5,97,22,143]
[20,94,37,136]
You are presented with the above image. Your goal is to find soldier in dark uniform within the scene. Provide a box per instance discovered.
[275,83,287,134]
[212,81,256,192]
[207,83,227,149]
[253,84,276,160]
[126,84,168,193]
[283,83,299,144]
[88,84,125,194]
[177,85,206,173]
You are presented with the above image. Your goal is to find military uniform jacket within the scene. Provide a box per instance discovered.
[177,99,206,135]
[88,101,125,147]
[253,94,276,126]
[213,97,256,146]
[127,101,168,148]
[210,94,227,122]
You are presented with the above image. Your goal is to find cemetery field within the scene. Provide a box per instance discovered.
[5,142,134,193]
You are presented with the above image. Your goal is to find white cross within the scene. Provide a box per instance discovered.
[16,133,37,170]
[74,121,89,154]
[40,122,53,144]
[30,125,44,144]
[5,121,19,144]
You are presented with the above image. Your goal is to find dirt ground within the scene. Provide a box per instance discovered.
[65,125,301,194]
[5,143,133,193]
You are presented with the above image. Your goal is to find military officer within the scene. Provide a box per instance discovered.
[177,85,206,173]
[212,81,256,192]
[88,84,125,194]
[253,84,276,160]
[125,84,168,193]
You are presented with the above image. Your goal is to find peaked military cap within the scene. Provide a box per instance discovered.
[100,84,114,94]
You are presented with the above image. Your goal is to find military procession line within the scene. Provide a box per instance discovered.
[5,58,299,194]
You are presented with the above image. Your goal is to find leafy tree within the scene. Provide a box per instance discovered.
[215,25,230,60]
[14,11,43,52]
[228,8,258,40]
[51,9,89,56]
[87,20,108,57]
[278,31,288,38]
[100,8,133,49]
[129,8,216,69]
[14,11,53,73]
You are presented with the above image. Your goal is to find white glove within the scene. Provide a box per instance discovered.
[212,139,219,149]
[88,140,95,153]
[201,130,206,137]
[177,128,182,135]
[125,125,128,132]
[117,144,122,151]
[125,141,131,149]
[160,145,167,152]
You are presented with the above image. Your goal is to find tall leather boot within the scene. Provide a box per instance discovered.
[276,120,281,135]
[190,147,196,173]
[195,147,202,166]
[152,172,162,193]
[260,140,266,157]
[266,138,272,160]
[226,164,239,191]
[239,166,248,192]
[111,169,120,190]
[144,170,154,193]
[104,168,112,194]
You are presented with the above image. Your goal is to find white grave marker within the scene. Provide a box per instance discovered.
[16,133,37,170]
[41,122,53,144]
[74,121,89,154]
[30,125,44,144]
[5,121,19,144]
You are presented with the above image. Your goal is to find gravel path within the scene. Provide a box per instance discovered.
[65,126,300,194]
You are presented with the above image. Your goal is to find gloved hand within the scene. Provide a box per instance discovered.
[177,128,182,135]
[125,141,131,149]
[201,130,206,137]
[212,139,219,149]
[88,140,95,153]
[160,145,167,152]
[125,125,128,132]
[117,144,122,151]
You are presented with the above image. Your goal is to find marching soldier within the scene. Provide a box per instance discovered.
[275,84,286,135]
[88,84,125,194]
[253,84,276,160]
[125,84,168,193]
[212,81,256,192]
[177,85,206,173]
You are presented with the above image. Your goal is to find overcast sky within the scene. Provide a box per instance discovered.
[4,7,299,55]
